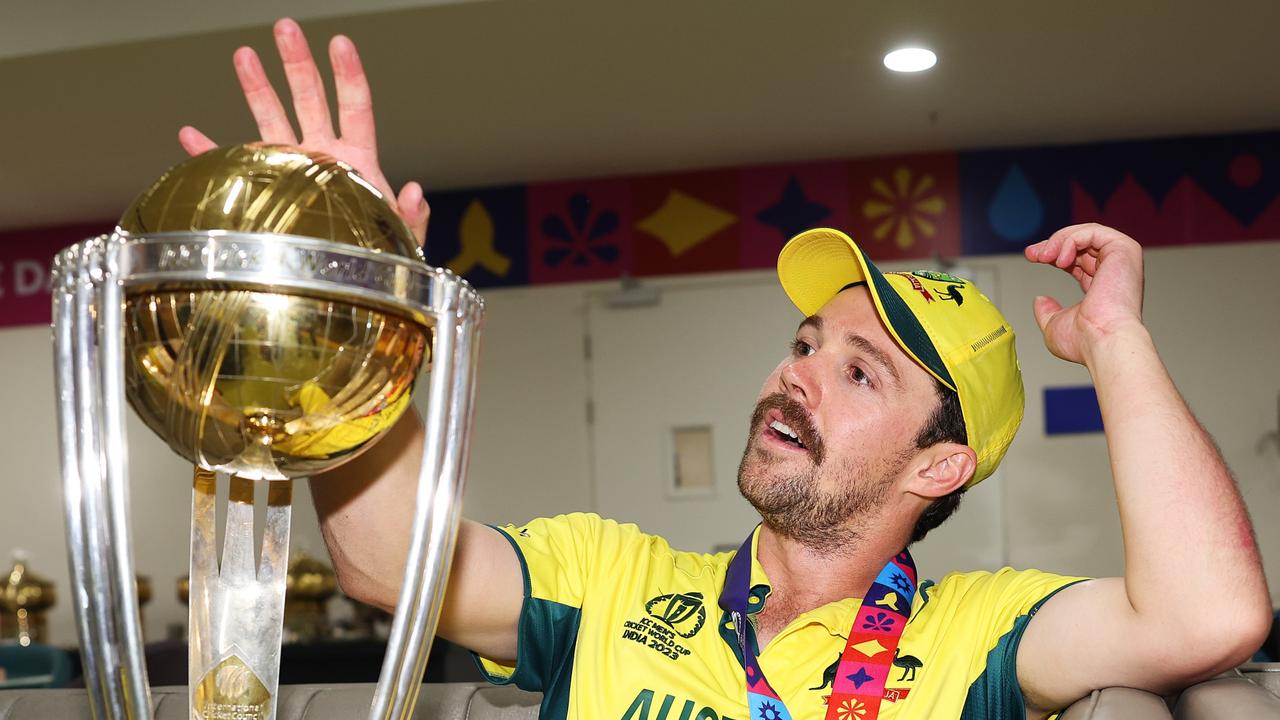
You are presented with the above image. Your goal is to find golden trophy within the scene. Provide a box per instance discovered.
[283,551,339,643]
[1,552,56,646]
[52,144,483,720]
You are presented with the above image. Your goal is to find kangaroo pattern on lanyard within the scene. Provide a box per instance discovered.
[718,531,918,720]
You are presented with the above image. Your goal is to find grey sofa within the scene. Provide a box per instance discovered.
[1,666,1277,719]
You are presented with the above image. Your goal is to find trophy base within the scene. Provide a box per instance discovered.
[194,653,272,720]
[189,469,291,720]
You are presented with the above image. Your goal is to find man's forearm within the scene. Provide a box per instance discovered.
[310,409,425,610]
[1087,322,1270,647]
[309,409,526,658]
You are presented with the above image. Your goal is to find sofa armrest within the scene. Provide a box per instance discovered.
[1060,688,1173,720]
[466,685,542,719]
[1173,672,1280,720]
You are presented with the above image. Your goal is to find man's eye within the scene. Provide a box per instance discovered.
[790,339,814,356]
[849,366,872,387]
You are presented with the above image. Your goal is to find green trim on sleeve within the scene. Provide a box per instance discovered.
[959,579,1087,720]
[493,523,531,596]
[468,524,581,720]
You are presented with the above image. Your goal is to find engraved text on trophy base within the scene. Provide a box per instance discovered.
[195,655,271,720]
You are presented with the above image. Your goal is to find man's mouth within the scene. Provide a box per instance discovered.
[761,407,812,454]
[762,417,803,445]
[747,393,824,464]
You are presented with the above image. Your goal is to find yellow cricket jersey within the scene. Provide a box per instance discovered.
[473,513,1086,720]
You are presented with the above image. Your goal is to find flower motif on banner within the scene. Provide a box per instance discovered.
[861,167,946,249]
[835,697,868,720]
[539,192,621,268]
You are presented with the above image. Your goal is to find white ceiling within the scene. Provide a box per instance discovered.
[3,0,1279,232]
[0,0,485,61]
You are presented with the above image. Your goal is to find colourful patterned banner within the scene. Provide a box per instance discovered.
[5,130,1280,328]
[0,222,110,329]
[960,131,1280,253]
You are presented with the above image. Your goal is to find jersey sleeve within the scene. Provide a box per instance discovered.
[470,512,632,694]
[929,568,1088,720]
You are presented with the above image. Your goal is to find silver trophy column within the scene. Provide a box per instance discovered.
[53,230,483,720]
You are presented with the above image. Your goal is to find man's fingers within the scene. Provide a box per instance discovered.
[1033,295,1063,332]
[330,35,377,152]
[1077,251,1099,276]
[274,18,335,143]
[1028,224,1085,263]
[1029,225,1125,275]
[178,126,217,156]
[1071,266,1092,291]
[1055,233,1079,268]
[397,182,430,247]
[233,47,298,145]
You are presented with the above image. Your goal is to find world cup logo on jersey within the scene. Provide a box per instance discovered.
[645,591,707,638]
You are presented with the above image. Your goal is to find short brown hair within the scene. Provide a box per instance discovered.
[909,378,967,543]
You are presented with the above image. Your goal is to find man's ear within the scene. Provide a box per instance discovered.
[907,443,976,499]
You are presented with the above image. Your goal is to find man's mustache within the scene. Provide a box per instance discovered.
[750,392,825,465]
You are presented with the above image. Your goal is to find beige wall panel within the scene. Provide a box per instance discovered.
[2,241,1277,647]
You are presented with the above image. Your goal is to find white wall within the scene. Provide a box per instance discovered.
[2,240,1278,646]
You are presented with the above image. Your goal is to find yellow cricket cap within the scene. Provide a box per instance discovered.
[776,228,1023,487]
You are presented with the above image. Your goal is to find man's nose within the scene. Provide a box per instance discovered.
[780,356,822,409]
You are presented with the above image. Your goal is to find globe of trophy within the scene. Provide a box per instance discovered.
[52,144,483,720]
[120,144,428,480]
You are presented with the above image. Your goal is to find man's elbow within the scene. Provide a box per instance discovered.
[334,565,399,614]
[1181,597,1273,678]
[1221,599,1274,665]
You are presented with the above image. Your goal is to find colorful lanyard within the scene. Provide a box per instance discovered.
[718,531,917,720]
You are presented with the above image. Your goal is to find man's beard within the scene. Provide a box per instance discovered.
[737,393,910,555]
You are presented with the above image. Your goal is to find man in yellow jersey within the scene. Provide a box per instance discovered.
[178,19,1272,720]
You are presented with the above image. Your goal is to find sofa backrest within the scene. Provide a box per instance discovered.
[0,683,541,720]
[3,670,1279,720]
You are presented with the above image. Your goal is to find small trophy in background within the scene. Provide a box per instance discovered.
[0,551,55,646]
[284,551,338,644]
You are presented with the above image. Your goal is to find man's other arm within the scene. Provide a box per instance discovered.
[1014,224,1272,717]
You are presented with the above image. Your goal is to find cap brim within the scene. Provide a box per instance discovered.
[778,228,955,392]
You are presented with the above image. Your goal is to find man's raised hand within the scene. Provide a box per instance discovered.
[1024,223,1146,366]
[177,18,429,245]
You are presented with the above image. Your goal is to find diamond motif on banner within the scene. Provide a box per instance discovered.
[850,639,888,658]
[636,190,736,257]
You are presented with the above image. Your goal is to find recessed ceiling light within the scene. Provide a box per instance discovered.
[884,47,937,73]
